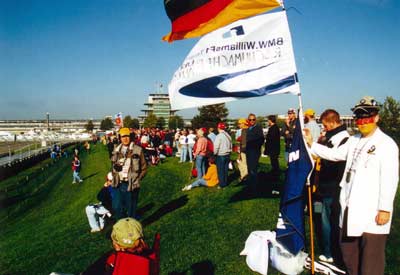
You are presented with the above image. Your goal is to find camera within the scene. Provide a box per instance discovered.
[113,163,123,172]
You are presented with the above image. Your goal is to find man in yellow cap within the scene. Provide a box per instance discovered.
[111,128,147,220]
[304,108,321,142]
[236,118,249,182]
[305,96,399,275]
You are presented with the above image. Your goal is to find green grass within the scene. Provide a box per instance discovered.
[0,144,399,275]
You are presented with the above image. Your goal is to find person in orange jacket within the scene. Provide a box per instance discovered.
[182,157,219,191]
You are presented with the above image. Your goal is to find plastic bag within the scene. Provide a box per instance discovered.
[269,240,308,275]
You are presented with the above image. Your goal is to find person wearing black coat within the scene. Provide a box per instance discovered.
[245,114,265,191]
[264,115,281,177]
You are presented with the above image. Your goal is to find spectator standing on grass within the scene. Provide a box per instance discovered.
[305,96,399,275]
[164,129,174,147]
[264,115,281,178]
[236,118,249,182]
[74,144,79,156]
[314,109,349,265]
[304,108,321,142]
[111,128,147,220]
[282,108,297,163]
[193,128,208,179]
[84,141,91,154]
[72,155,83,184]
[107,137,114,159]
[179,130,189,163]
[85,172,114,233]
[214,122,232,189]
[174,129,181,156]
[187,129,196,163]
[245,113,264,191]
[208,127,216,143]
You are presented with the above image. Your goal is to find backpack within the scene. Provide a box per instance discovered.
[106,233,160,275]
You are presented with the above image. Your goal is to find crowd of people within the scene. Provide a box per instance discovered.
[68,95,398,275]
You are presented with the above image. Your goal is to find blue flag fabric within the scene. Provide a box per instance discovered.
[276,118,313,255]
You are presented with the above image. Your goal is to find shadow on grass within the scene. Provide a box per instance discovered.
[169,259,215,275]
[0,161,70,218]
[82,172,99,180]
[142,195,189,226]
[229,172,283,203]
[227,169,240,184]
[82,250,112,275]
[137,202,155,217]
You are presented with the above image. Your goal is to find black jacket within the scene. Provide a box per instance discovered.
[246,124,264,152]
[264,124,280,156]
[318,124,348,197]
[97,186,113,211]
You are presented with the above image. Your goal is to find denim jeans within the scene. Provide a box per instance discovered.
[85,204,110,230]
[112,183,140,220]
[196,155,206,179]
[73,171,82,183]
[321,197,333,258]
[191,178,207,188]
[188,144,194,162]
[180,145,188,162]
[216,154,230,187]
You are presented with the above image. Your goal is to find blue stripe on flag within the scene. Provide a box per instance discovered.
[178,63,297,98]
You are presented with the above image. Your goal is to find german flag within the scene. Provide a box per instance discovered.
[163,0,281,42]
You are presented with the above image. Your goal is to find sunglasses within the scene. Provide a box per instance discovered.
[355,116,375,125]
[248,118,256,121]
[121,135,130,138]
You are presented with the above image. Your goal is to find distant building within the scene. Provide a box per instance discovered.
[139,93,176,128]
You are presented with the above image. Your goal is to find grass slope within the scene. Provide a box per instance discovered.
[0,144,399,275]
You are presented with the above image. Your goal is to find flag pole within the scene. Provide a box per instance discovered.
[297,93,315,275]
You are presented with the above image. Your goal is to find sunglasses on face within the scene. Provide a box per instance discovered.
[248,118,256,121]
[355,116,375,125]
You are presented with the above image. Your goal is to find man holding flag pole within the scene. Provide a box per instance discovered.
[163,1,325,274]
[305,97,399,275]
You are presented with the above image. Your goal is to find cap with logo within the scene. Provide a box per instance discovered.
[351,96,380,118]
[111,218,143,249]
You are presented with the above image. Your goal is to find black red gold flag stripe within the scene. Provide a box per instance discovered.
[163,0,281,42]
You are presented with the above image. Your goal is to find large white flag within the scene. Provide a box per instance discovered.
[168,10,300,110]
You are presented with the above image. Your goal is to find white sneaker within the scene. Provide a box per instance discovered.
[79,180,83,183]
[90,228,101,233]
[319,255,334,263]
[182,185,188,191]
[182,185,192,191]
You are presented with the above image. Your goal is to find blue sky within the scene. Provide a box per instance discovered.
[1,0,399,120]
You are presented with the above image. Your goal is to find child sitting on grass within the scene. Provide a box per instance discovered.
[182,157,219,191]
